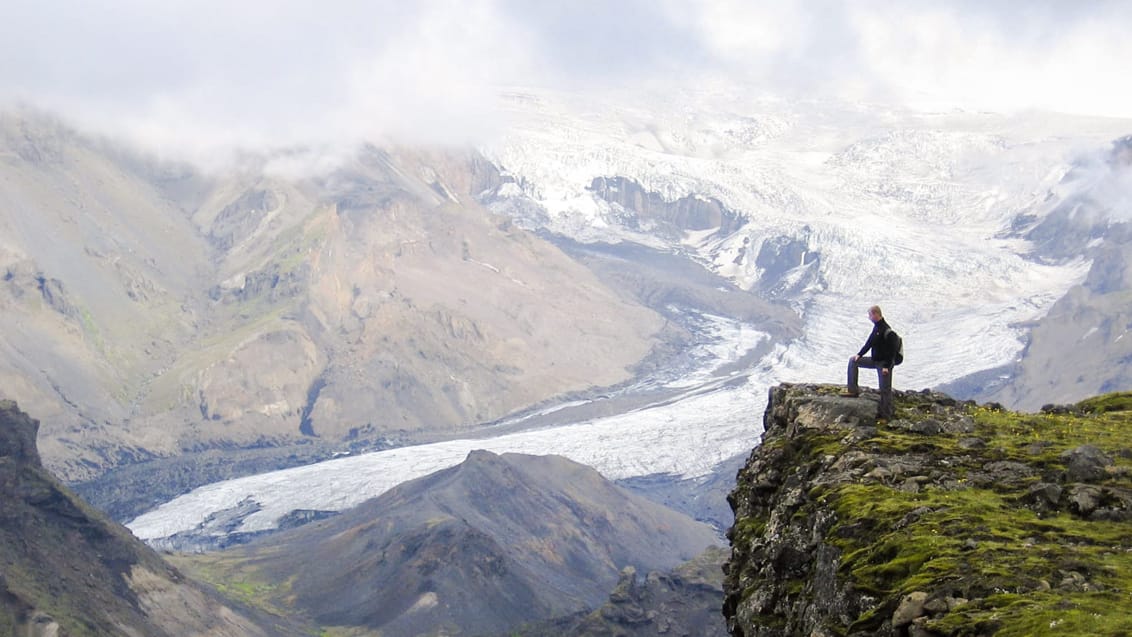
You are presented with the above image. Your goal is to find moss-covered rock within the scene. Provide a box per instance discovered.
[723,384,1132,637]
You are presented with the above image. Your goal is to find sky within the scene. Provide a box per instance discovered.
[2,0,1130,161]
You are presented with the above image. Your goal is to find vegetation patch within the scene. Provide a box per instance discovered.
[838,395,1132,633]
[725,385,1132,637]
[167,551,301,622]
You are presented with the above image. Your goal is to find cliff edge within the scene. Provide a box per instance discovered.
[723,384,1132,637]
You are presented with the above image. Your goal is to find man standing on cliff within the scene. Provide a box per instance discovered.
[841,305,898,420]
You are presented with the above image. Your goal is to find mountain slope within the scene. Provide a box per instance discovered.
[0,110,666,482]
[517,545,730,637]
[951,135,1132,409]
[0,399,303,636]
[179,450,720,636]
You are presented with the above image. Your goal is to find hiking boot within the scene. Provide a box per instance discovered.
[839,390,860,397]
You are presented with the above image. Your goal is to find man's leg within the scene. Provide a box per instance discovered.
[877,367,893,419]
[845,356,876,396]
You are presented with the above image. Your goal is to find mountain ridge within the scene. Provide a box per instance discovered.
[175,449,721,636]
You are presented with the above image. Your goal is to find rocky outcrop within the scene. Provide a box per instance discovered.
[520,546,730,637]
[589,176,746,239]
[723,384,1132,636]
[0,400,304,636]
[0,399,40,465]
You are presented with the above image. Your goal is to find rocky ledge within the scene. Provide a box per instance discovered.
[723,383,1132,637]
[0,399,41,465]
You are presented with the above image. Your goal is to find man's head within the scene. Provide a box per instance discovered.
[868,305,883,323]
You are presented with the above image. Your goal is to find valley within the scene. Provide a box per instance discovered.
[1,88,1130,636]
[115,93,1132,552]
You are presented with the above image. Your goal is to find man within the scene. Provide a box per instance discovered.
[841,305,898,420]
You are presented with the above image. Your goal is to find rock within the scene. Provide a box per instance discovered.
[958,437,986,450]
[922,597,949,615]
[1067,484,1103,517]
[1040,403,1078,415]
[1061,445,1113,482]
[945,597,969,611]
[1058,570,1088,591]
[0,399,42,466]
[906,419,942,435]
[1025,482,1063,511]
[982,461,1038,487]
[892,591,929,627]
[909,617,935,637]
[0,400,299,635]
[942,416,976,434]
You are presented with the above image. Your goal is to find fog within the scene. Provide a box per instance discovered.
[2,0,1129,164]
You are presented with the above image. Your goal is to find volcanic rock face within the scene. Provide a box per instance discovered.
[0,400,302,636]
[723,384,1132,637]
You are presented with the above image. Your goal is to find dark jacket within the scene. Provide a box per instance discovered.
[858,318,898,368]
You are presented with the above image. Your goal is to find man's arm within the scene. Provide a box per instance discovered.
[857,326,878,358]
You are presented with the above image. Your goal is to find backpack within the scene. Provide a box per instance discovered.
[885,327,904,366]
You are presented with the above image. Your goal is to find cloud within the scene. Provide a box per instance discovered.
[844,2,1132,117]
[1,0,542,161]
[1,0,1128,163]
[672,1,1132,117]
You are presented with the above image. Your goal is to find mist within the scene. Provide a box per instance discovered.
[2,0,1129,166]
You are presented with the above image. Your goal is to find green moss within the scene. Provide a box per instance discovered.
[763,430,848,464]
[1077,391,1132,415]
[77,304,107,356]
[167,553,297,619]
[969,405,1132,489]
[732,515,767,542]
[829,480,1132,592]
[770,390,1132,635]
[927,591,1132,636]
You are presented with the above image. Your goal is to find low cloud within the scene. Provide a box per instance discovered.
[2,0,1128,164]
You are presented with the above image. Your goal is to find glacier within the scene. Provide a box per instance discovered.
[127,90,1131,545]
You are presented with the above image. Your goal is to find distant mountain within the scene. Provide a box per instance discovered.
[0,109,666,483]
[177,450,720,637]
[946,135,1132,410]
[0,399,303,636]
[483,91,1132,402]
